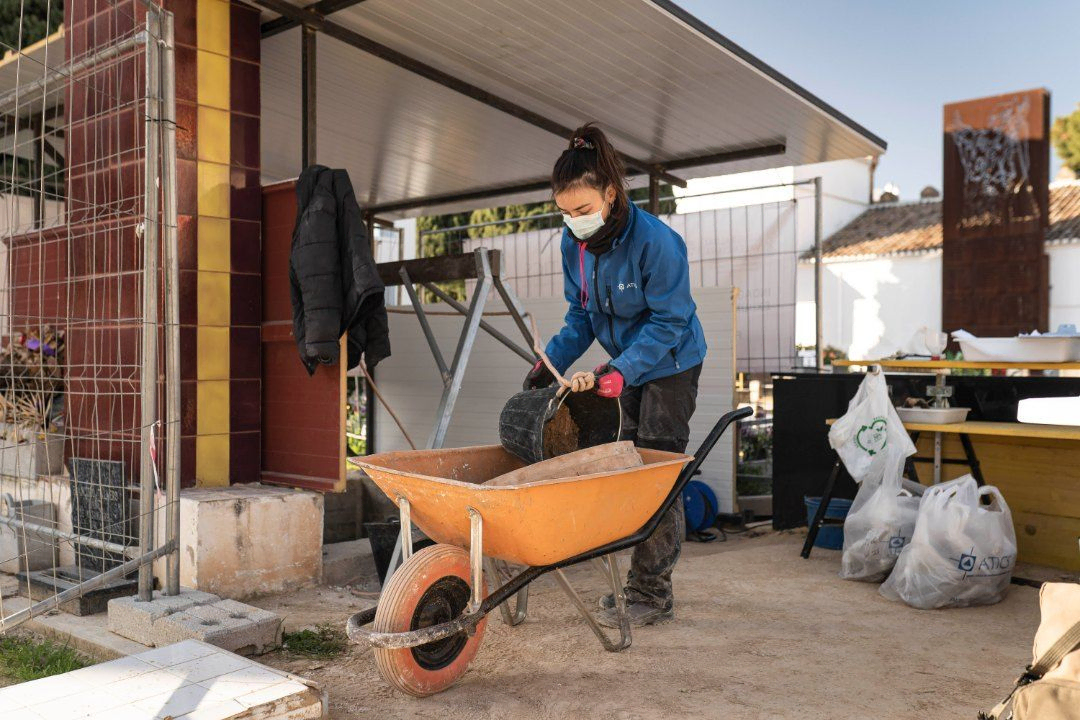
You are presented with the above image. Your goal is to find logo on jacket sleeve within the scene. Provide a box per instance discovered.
[617,282,638,291]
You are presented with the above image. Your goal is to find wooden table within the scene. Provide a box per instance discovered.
[803,360,1080,569]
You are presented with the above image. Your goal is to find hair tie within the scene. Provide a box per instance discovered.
[572,136,595,151]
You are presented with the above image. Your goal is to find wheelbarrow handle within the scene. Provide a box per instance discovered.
[677,406,755,488]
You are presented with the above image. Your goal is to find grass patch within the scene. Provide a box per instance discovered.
[0,633,93,682]
[282,623,347,659]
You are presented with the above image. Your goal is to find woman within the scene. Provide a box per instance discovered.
[524,123,707,627]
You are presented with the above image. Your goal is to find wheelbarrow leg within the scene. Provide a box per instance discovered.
[553,552,631,652]
[484,558,529,626]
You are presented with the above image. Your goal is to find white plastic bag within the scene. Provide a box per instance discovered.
[828,371,916,484]
[839,446,920,582]
[880,475,1017,609]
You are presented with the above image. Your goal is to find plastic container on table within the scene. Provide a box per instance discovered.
[803,496,852,550]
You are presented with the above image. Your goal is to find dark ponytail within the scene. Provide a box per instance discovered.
[551,123,628,208]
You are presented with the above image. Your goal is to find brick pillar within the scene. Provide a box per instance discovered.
[171,0,261,487]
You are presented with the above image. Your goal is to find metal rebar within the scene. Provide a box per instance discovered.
[161,10,182,597]
[813,176,824,369]
[137,12,162,602]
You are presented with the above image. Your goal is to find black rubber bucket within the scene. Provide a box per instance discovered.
[365,519,435,585]
[499,386,621,464]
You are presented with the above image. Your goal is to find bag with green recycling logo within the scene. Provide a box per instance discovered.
[828,370,915,485]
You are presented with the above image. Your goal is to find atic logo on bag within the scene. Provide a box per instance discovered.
[953,547,1014,578]
[888,535,908,556]
[855,418,889,456]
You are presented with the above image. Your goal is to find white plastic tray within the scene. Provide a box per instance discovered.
[895,407,971,424]
[956,336,1080,363]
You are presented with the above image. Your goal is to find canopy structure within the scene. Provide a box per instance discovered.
[254,0,886,217]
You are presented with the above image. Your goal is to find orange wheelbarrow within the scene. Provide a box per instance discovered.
[345,407,752,696]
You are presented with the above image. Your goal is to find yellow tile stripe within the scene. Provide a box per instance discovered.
[195,0,231,487]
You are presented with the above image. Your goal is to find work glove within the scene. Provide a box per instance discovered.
[523,360,555,391]
[569,371,595,393]
[593,364,624,398]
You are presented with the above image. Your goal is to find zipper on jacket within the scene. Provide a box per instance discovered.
[593,259,619,353]
[671,347,680,370]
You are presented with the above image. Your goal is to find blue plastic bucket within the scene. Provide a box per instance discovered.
[803,496,852,550]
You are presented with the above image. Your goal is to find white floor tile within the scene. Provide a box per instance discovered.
[131,683,234,719]
[84,704,160,720]
[138,641,218,669]
[32,688,133,720]
[233,680,310,709]
[161,652,252,684]
[203,665,288,687]
[0,692,27,713]
[99,669,188,705]
[5,707,47,720]
[173,699,248,720]
[0,672,96,707]
[63,656,158,686]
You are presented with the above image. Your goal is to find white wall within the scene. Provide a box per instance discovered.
[674,158,872,250]
[372,288,739,510]
[805,243,1080,360]
[1049,244,1080,331]
[804,252,942,358]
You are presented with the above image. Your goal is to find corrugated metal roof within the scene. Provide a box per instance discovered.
[259,0,886,215]
[810,182,1080,261]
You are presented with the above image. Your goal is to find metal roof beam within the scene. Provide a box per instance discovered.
[365,145,788,216]
[661,142,786,171]
[366,178,555,215]
[249,0,687,188]
[261,0,368,38]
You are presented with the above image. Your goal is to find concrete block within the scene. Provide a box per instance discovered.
[107,589,220,647]
[153,483,323,600]
[153,599,283,655]
[321,537,378,588]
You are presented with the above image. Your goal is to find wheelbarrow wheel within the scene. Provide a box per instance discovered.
[373,544,488,697]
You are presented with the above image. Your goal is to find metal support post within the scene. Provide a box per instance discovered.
[813,177,824,369]
[467,508,483,614]
[420,280,533,363]
[489,251,539,355]
[648,173,660,215]
[301,25,317,168]
[138,11,162,602]
[161,11,182,597]
[425,250,492,449]
[399,268,450,382]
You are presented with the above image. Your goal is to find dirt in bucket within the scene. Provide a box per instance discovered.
[542,403,580,458]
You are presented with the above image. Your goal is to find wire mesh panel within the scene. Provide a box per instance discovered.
[0,1,179,631]
[454,187,814,375]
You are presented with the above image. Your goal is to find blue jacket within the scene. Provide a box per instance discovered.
[545,204,707,387]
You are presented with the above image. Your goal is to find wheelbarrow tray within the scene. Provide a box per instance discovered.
[351,445,691,567]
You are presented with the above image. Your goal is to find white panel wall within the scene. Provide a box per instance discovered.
[372,288,738,509]
[801,244,1080,360]
[1049,244,1080,331]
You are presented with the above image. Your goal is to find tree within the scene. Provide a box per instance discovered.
[0,1,61,54]
[1052,105,1080,175]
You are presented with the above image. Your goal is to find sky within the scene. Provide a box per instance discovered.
[679,0,1080,200]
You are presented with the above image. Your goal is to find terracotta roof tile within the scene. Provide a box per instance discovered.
[811,182,1080,260]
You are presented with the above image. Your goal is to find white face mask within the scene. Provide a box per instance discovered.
[562,203,607,240]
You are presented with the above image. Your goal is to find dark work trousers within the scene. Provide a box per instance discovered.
[617,363,702,610]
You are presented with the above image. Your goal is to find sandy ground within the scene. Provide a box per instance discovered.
[251,530,1042,720]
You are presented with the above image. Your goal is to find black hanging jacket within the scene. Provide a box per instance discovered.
[289,166,391,375]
